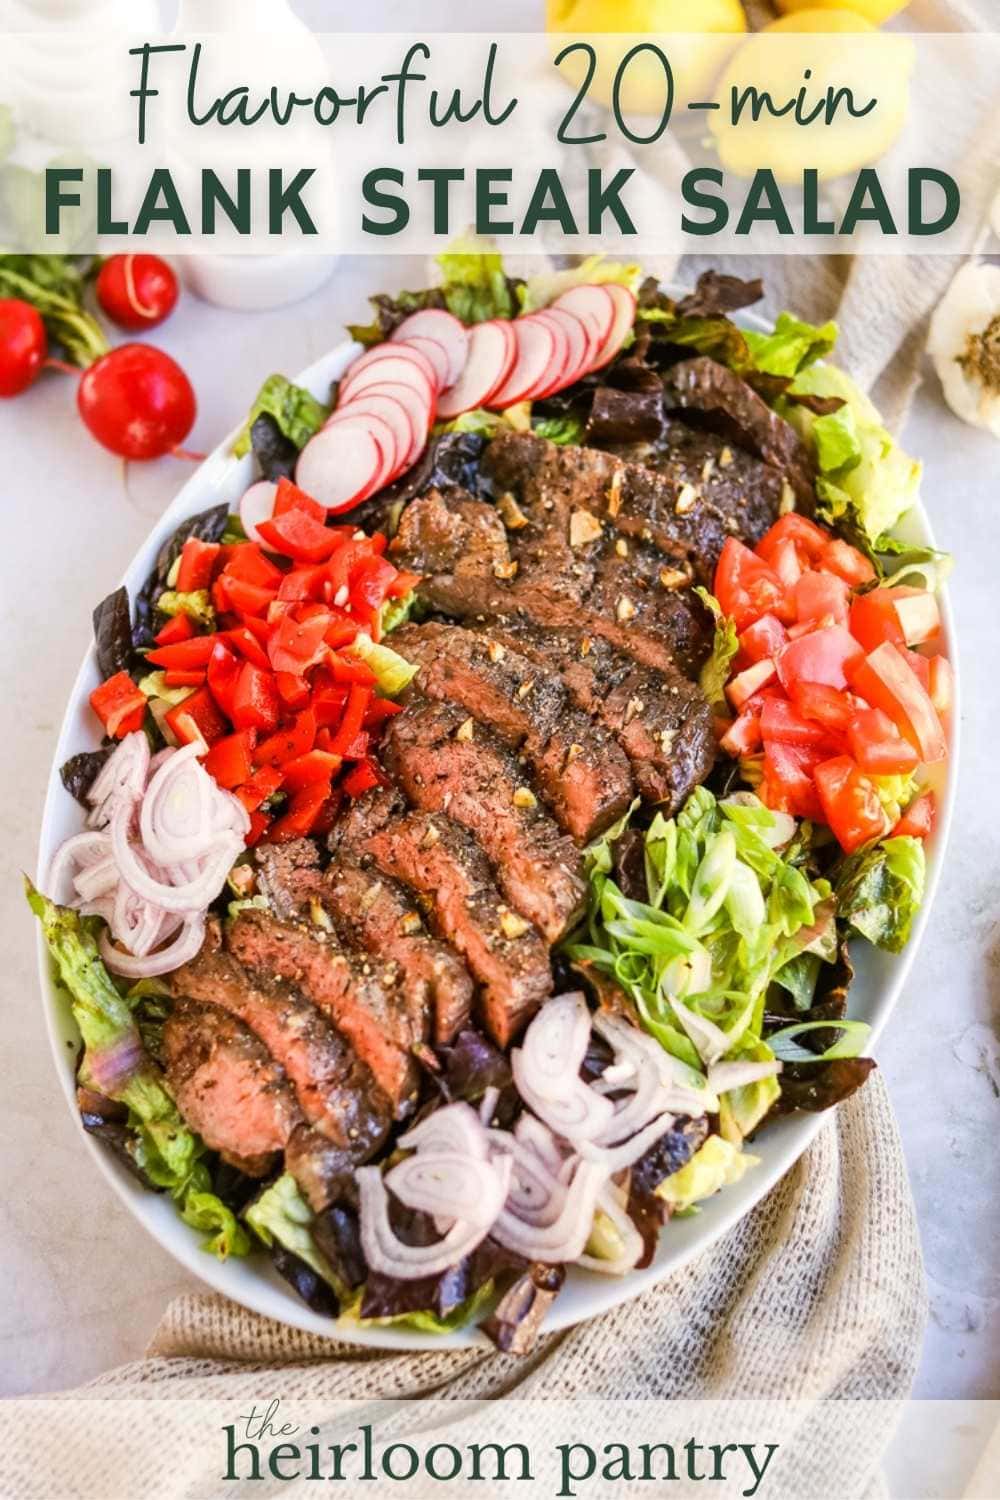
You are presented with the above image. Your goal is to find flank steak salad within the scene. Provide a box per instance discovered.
[30,248,952,1353]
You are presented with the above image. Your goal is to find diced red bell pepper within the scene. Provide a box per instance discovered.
[309,790,343,839]
[162,669,207,688]
[387,568,421,599]
[761,741,825,821]
[269,780,334,842]
[245,810,273,846]
[328,652,377,686]
[715,537,790,632]
[281,748,342,792]
[738,614,787,664]
[719,707,762,757]
[223,543,284,589]
[231,662,281,733]
[756,513,831,565]
[90,672,147,738]
[338,729,370,762]
[273,476,326,523]
[206,640,241,719]
[760,696,841,750]
[846,706,919,775]
[258,510,344,564]
[894,792,935,839]
[237,613,273,646]
[268,609,332,676]
[165,686,230,749]
[213,573,278,619]
[789,680,855,734]
[221,626,271,670]
[847,642,947,764]
[343,759,383,798]
[176,538,221,593]
[726,657,777,712]
[146,633,218,670]
[364,697,404,729]
[820,537,875,586]
[154,613,196,647]
[350,553,400,637]
[255,708,317,768]
[235,765,284,813]
[849,589,904,654]
[313,684,350,727]
[814,754,892,853]
[325,537,377,603]
[203,729,256,789]
[275,670,312,710]
[777,625,863,693]
[326,683,372,756]
[277,565,328,603]
[794,569,850,627]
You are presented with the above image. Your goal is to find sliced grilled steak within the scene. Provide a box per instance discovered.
[228,909,420,1117]
[170,921,391,1163]
[391,621,633,842]
[384,697,586,942]
[324,853,473,1045]
[364,808,553,1047]
[254,839,327,920]
[162,999,303,1176]
[483,431,783,584]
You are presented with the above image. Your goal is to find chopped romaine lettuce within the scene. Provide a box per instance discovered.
[155,589,215,630]
[233,374,329,458]
[693,587,739,717]
[834,835,926,953]
[655,1135,759,1213]
[435,240,517,323]
[245,1172,344,1297]
[743,311,838,378]
[348,631,419,697]
[532,412,586,445]
[518,254,642,315]
[139,671,193,707]
[379,591,416,636]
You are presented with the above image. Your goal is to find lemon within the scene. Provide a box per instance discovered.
[777,0,910,22]
[546,0,747,112]
[710,9,914,182]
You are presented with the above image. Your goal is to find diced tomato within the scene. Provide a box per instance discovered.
[350,553,400,637]
[777,625,863,693]
[90,671,146,738]
[245,810,272,846]
[739,614,787,664]
[726,657,777,711]
[767,535,805,594]
[221,626,270,670]
[203,729,256,789]
[846,707,919,775]
[756,513,831,565]
[715,537,789,631]
[274,670,312,710]
[269,781,333,842]
[255,707,317,767]
[794,569,850,627]
[927,655,954,719]
[720,707,762,757]
[887,586,940,647]
[343,759,383,798]
[206,640,241,719]
[819,537,875,586]
[789,680,855,733]
[894,792,935,839]
[814,755,891,853]
[235,765,283,813]
[223,543,284,589]
[154,613,196,647]
[165,686,229,749]
[213,574,277,618]
[268,610,332,676]
[762,741,824,820]
[273,476,326,523]
[162,669,206,688]
[258,510,344,564]
[231,663,281,733]
[281,748,342,792]
[277,565,328,603]
[847,641,947,763]
[326,683,372,756]
[146,633,218,670]
[176,538,221,593]
[849,589,904,653]
[761,696,840,750]
[896,644,930,690]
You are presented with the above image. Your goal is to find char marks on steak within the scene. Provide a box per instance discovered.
[162,998,303,1176]
[391,621,633,843]
[360,802,553,1047]
[383,696,586,942]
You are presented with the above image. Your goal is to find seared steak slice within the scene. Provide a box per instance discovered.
[384,697,586,942]
[170,922,391,1162]
[391,621,633,842]
[162,999,303,1176]
[364,809,552,1047]
[324,854,473,1045]
[284,1125,360,1213]
[483,431,783,584]
[228,909,420,1117]
[254,839,327,919]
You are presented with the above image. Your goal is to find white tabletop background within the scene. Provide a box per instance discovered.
[1,0,998,1412]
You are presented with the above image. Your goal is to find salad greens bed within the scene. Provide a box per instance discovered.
[30,243,949,1342]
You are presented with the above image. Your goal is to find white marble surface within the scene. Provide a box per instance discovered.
[0,251,997,1401]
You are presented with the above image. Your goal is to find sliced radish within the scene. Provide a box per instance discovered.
[587,284,637,372]
[398,334,452,391]
[295,423,387,513]
[325,403,402,478]
[437,320,517,418]
[340,353,436,409]
[488,318,557,409]
[552,285,615,352]
[354,380,432,467]
[535,305,593,387]
[239,480,277,545]
[521,312,572,401]
[341,343,439,399]
[327,391,411,475]
[391,309,469,386]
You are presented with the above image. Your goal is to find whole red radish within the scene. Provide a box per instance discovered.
[96,254,178,331]
[0,298,47,397]
[78,343,196,459]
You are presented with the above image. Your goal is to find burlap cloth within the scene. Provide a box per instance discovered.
[40,3,995,1485]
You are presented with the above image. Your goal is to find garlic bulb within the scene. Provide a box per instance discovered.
[927,262,1000,437]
